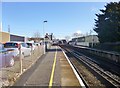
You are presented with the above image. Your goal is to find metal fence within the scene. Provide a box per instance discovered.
[1,45,45,86]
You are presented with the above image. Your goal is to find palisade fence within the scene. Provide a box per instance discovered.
[94,42,120,53]
[1,43,51,86]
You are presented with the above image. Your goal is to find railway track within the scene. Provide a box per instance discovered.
[61,45,120,88]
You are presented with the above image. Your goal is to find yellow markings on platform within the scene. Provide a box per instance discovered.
[49,46,57,88]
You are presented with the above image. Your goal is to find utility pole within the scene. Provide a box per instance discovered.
[8,25,10,33]
[0,22,2,32]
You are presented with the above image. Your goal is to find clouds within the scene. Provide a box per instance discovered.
[76,30,82,34]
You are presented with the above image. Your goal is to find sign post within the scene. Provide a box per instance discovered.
[43,20,47,54]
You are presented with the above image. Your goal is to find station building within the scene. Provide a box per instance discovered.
[77,35,99,43]
[0,31,10,43]
[0,26,25,43]
[10,34,25,42]
[0,32,26,43]
[70,35,99,47]
[76,35,99,47]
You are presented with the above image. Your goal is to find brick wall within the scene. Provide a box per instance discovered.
[0,32,10,43]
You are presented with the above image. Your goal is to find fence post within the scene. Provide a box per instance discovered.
[19,46,22,74]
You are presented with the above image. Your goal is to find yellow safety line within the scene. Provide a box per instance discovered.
[49,46,57,88]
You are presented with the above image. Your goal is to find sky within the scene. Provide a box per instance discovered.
[1,1,118,39]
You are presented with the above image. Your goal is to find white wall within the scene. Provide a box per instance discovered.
[76,42,89,47]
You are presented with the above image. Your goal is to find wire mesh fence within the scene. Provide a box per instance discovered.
[1,44,44,86]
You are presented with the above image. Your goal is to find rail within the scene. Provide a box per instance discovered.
[62,46,120,87]
[72,45,120,63]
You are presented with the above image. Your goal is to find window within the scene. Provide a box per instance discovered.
[4,43,18,48]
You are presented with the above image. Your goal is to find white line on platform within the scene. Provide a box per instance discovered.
[61,49,86,88]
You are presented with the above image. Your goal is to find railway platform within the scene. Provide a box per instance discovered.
[13,46,84,87]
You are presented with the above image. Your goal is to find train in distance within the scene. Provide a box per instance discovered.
[52,39,67,46]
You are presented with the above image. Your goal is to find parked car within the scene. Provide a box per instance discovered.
[0,43,15,67]
[4,42,31,57]
[52,41,58,46]
[26,42,36,52]
[34,43,40,47]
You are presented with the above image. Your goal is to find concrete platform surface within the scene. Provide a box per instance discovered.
[13,46,80,87]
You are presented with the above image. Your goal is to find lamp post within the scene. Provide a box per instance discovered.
[43,20,47,54]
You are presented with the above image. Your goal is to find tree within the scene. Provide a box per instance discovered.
[65,36,71,41]
[33,31,41,38]
[32,31,41,42]
[72,32,83,38]
[94,2,120,43]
